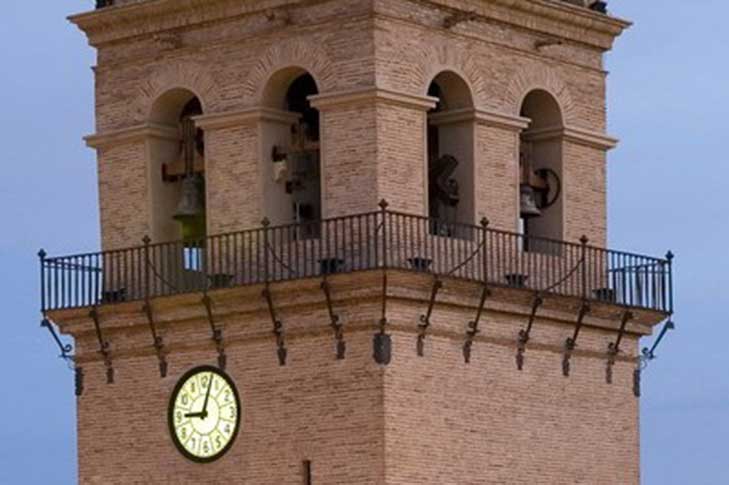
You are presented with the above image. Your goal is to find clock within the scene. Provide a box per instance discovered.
[168,366,241,463]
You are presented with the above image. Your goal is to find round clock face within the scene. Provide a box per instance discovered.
[168,366,241,463]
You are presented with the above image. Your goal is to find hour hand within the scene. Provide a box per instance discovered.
[184,411,206,419]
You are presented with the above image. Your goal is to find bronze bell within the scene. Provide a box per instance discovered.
[520,183,542,219]
[174,174,206,242]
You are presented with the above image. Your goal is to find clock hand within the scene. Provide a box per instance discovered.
[184,411,205,419]
[201,372,214,419]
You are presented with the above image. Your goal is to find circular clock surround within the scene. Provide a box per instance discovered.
[168,365,241,463]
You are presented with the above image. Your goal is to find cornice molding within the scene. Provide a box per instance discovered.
[420,0,630,50]
[309,88,438,111]
[69,0,296,46]
[70,0,629,50]
[84,122,178,149]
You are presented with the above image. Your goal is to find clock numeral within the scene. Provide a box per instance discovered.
[180,427,188,440]
[203,440,210,454]
[201,376,209,388]
[175,411,183,424]
[224,390,231,403]
[181,394,189,406]
[215,435,222,449]
[224,424,231,435]
[229,407,236,419]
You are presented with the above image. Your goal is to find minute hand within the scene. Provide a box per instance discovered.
[201,373,214,418]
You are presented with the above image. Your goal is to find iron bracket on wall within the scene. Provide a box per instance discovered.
[202,295,227,370]
[633,319,676,398]
[516,294,544,371]
[142,302,168,377]
[373,270,392,366]
[41,317,84,396]
[417,278,443,357]
[606,310,634,384]
[321,280,346,360]
[562,302,591,377]
[75,366,85,397]
[263,286,287,366]
[463,284,490,363]
[89,307,114,384]
[41,317,73,361]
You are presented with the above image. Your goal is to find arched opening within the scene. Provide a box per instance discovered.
[148,88,207,247]
[519,89,564,252]
[426,71,475,236]
[262,68,321,239]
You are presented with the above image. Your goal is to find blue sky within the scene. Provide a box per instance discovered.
[0,1,726,483]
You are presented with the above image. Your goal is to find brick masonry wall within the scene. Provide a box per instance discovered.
[67,1,638,483]
[60,272,644,484]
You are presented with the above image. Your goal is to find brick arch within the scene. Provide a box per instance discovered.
[136,61,217,122]
[244,39,336,104]
[505,65,576,124]
[416,44,487,107]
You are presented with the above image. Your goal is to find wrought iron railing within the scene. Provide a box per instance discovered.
[39,206,673,314]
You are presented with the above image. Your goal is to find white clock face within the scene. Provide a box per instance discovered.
[169,366,241,463]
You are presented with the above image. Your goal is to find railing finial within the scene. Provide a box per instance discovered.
[261,217,271,228]
[580,235,589,246]
[38,249,47,260]
[378,199,389,210]
[480,217,490,228]
[142,235,151,245]
[666,250,674,261]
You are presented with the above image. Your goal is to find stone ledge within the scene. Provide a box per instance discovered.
[309,88,438,111]
[522,124,619,150]
[84,122,179,149]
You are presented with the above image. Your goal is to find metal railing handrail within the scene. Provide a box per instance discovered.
[39,208,673,314]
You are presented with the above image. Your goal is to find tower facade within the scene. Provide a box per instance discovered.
[41,1,673,483]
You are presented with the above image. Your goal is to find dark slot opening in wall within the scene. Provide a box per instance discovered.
[303,460,312,485]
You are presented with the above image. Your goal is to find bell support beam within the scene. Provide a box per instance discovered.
[321,280,346,360]
[202,295,227,370]
[516,294,544,371]
[463,284,491,364]
[606,310,634,384]
[89,307,114,384]
[142,302,168,378]
[562,302,591,377]
[263,286,287,366]
[417,278,443,357]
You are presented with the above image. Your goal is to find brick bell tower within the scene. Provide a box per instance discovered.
[40,0,675,483]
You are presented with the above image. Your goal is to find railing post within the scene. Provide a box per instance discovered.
[143,236,151,300]
[262,218,271,282]
[480,218,490,282]
[666,250,674,314]
[379,200,389,269]
[580,235,589,300]
[38,249,47,313]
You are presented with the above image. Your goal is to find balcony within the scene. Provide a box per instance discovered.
[39,205,673,318]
